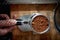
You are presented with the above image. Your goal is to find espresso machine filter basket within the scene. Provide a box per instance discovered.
[17,13,50,34]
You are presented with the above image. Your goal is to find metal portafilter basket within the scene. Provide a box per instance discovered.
[16,13,50,34]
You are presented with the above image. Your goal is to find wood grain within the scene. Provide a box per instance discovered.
[10,4,60,40]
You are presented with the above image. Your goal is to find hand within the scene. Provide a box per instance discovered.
[0,14,16,36]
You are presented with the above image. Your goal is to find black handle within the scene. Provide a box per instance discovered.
[16,19,22,25]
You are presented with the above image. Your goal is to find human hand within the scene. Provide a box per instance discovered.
[0,14,16,36]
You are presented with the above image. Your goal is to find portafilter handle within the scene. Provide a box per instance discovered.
[16,19,22,25]
[16,19,29,25]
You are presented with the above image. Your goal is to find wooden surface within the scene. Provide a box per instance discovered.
[10,4,60,40]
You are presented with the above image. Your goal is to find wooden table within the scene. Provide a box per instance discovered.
[10,4,60,40]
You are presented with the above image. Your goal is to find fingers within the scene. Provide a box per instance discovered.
[0,19,17,27]
[0,14,16,36]
[12,14,17,19]
[0,26,15,36]
[0,14,9,19]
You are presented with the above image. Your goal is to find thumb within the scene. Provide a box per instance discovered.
[12,14,17,19]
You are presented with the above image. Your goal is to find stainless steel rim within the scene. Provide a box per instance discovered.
[30,13,50,34]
